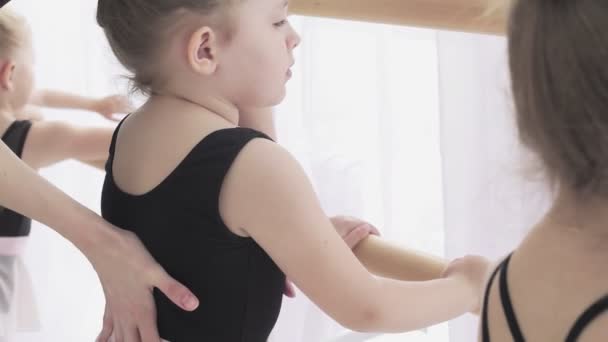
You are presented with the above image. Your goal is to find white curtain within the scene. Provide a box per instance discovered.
[8,1,550,341]
[436,31,551,342]
[270,17,448,342]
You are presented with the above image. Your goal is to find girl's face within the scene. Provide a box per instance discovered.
[202,0,300,108]
[221,0,299,107]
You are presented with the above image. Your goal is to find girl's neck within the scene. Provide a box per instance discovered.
[0,106,16,124]
[540,187,608,240]
[0,108,17,136]
[151,89,239,126]
[0,95,18,120]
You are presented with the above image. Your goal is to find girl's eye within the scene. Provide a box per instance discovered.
[274,19,288,28]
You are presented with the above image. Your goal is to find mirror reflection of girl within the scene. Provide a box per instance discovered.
[0,8,131,339]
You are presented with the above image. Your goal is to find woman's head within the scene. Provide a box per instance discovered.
[0,8,35,111]
[508,0,608,198]
[97,0,300,107]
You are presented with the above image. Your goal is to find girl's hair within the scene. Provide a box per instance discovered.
[0,8,26,57]
[508,0,608,198]
[96,0,232,95]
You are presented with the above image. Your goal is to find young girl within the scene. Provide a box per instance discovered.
[0,6,381,341]
[0,8,131,339]
[98,0,489,341]
[466,0,608,341]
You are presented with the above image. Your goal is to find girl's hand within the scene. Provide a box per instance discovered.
[93,95,134,121]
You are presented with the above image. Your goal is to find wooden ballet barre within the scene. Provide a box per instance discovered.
[290,0,508,36]
[354,235,447,281]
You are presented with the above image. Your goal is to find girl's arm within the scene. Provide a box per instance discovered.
[221,139,484,332]
[29,90,133,121]
[22,121,113,170]
[238,107,448,285]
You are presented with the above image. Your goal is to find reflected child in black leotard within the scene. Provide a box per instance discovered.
[0,8,130,339]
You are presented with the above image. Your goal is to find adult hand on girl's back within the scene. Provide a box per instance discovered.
[91,225,199,342]
[283,215,379,298]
